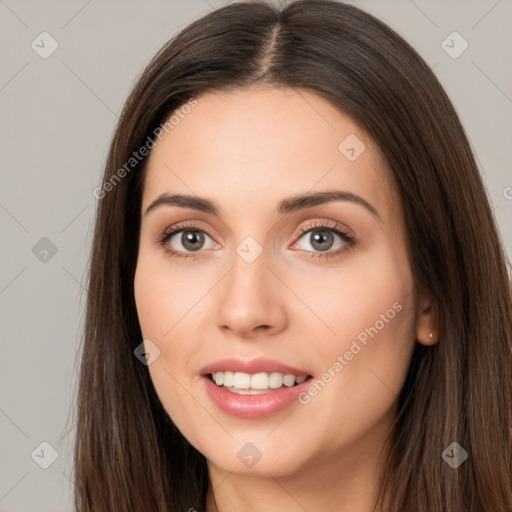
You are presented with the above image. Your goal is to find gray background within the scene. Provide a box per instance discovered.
[0,0,511,510]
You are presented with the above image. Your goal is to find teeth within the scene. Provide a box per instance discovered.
[251,372,268,389]
[211,371,308,391]
[283,374,295,387]
[233,372,251,389]
[223,371,234,387]
[269,372,283,389]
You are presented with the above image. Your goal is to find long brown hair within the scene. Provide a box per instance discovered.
[73,1,512,510]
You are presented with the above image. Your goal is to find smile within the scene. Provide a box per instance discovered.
[200,358,314,418]
[209,371,308,394]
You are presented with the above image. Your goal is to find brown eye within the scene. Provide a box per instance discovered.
[177,230,206,252]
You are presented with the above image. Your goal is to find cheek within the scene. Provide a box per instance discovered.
[134,252,192,339]
[287,242,414,357]
[134,256,198,376]
[294,248,416,442]
[134,259,211,440]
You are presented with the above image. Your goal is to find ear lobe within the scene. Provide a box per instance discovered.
[415,293,439,346]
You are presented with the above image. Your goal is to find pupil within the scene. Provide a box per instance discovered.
[311,230,333,251]
[183,231,203,251]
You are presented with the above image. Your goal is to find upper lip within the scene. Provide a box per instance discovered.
[200,357,312,377]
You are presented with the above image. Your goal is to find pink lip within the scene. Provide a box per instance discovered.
[202,376,313,418]
[199,357,313,419]
[200,357,310,376]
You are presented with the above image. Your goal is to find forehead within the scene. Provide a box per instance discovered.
[142,86,399,226]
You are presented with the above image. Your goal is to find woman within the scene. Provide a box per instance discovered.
[74,1,512,510]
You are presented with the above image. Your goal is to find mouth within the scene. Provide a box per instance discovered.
[206,371,311,395]
[199,358,314,418]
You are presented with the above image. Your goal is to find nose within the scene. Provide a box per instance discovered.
[215,248,288,339]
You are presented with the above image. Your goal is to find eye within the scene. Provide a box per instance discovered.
[156,222,218,259]
[290,220,355,260]
[155,220,355,261]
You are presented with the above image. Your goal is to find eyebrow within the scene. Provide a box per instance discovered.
[144,190,380,219]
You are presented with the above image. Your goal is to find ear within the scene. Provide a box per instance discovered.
[415,291,439,346]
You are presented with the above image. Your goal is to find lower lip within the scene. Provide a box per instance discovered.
[202,376,312,418]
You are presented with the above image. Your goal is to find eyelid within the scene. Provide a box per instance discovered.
[157,220,219,248]
[158,218,352,241]
[293,219,353,239]
[159,220,220,242]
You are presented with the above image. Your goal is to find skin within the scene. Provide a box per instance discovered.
[134,85,438,512]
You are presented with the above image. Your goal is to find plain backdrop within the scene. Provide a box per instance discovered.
[0,0,511,510]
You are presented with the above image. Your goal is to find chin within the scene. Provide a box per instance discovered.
[198,432,317,478]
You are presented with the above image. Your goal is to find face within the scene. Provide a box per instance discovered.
[134,86,434,478]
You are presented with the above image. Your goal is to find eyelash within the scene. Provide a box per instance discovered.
[155,220,355,261]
